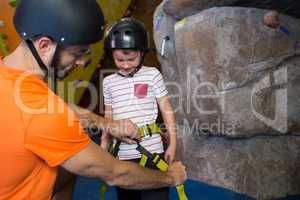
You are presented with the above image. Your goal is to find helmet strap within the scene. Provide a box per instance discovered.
[117,52,145,78]
[25,39,58,93]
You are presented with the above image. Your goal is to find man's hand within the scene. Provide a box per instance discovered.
[105,119,138,144]
[166,161,187,186]
[71,105,138,143]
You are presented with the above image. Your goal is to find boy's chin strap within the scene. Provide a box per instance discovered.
[25,40,58,93]
[116,53,145,78]
[117,63,142,77]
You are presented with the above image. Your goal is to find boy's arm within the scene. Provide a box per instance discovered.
[101,105,113,150]
[157,95,177,163]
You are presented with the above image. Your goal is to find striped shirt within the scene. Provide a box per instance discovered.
[103,66,168,160]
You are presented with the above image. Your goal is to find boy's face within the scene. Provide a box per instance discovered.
[112,49,141,74]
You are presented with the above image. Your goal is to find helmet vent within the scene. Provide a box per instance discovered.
[113,31,120,36]
[125,30,132,36]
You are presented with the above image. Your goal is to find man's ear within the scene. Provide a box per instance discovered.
[34,37,57,65]
[35,37,56,56]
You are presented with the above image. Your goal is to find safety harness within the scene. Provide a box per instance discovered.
[100,123,188,200]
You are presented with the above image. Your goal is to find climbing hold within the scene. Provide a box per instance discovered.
[263,10,291,36]
[279,26,290,36]
[263,10,280,29]
[160,36,170,57]
[9,0,17,8]
[0,33,10,56]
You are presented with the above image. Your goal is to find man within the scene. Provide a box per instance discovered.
[0,0,186,199]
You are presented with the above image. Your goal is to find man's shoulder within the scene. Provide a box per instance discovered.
[20,82,77,134]
[10,72,52,111]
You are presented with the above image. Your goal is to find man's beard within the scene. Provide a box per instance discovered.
[50,47,73,80]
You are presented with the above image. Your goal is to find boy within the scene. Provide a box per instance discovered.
[101,18,177,200]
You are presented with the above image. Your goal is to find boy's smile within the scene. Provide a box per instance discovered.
[112,49,141,74]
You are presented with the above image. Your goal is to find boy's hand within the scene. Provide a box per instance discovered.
[164,144,176,164]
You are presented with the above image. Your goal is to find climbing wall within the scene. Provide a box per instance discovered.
[154,1,300,199]
[0,0,19,57]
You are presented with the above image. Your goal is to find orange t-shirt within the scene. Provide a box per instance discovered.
[0,61,91,200]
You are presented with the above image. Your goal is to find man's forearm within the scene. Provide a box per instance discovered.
[72,105,137,144]
[82,143,174,189]
[62,142,174,190]
[108,160,173,189]
[71,104,111,132]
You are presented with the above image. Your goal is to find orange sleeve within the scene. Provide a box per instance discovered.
[24,101,91,167]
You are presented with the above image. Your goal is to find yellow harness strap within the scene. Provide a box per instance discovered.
[153,156,188,200]
[138,152,188,200]
[100,140,121,200]
[100,184,108,200]
[137,123,161,138]
[176,184,188,200]
[139,154,148,167]
[101,123,189,200]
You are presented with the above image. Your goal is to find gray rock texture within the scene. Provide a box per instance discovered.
[157,7,300,137]
[163,0,239,19]
[162,0,300,20]
[154,3,300,199]
[177,129,300,199]
[153,4,186,124]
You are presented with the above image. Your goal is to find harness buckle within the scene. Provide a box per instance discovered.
[145,124,152,137]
